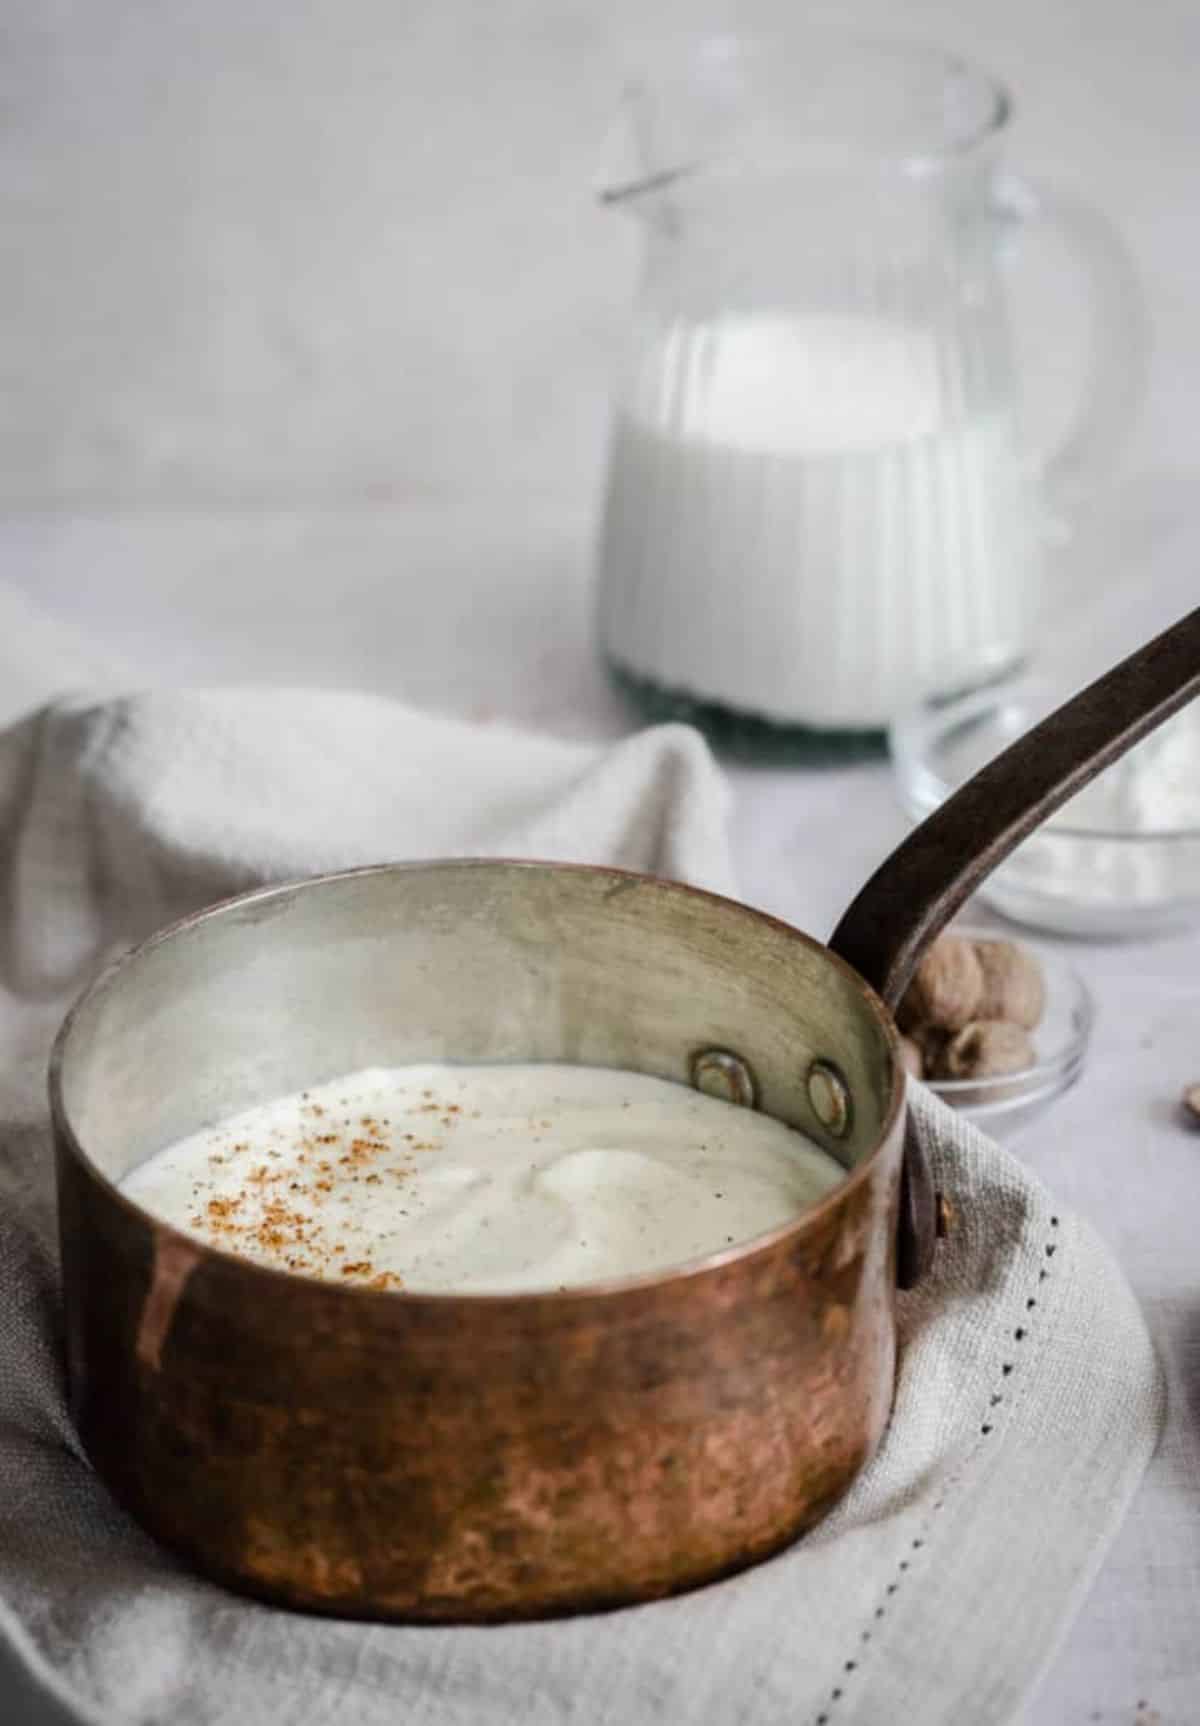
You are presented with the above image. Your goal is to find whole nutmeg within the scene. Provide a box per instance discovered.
[973,939,1045,1031]
[933,1019,1034,1081]
[897,935,983,1033]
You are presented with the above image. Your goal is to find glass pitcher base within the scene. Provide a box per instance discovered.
[605,659,888,765]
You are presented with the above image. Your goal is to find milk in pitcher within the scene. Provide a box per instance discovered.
[597,312,1039,732]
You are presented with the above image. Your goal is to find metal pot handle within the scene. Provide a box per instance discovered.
[829,605,1200,1287]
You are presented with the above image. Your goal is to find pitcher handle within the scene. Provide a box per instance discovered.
[993,174,1148,526]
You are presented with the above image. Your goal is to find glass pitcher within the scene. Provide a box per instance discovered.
[594,39,1145,759]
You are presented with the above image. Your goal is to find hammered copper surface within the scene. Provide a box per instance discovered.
[52,861,904,1620]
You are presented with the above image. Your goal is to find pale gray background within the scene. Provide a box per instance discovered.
[3,2,1199,1723]
[2,0,1198,512]
[2,0,1197,722]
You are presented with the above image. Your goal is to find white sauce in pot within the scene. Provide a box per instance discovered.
[121,1063,846,1293]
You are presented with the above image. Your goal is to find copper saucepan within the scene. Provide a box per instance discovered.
[50,610,1200,1620]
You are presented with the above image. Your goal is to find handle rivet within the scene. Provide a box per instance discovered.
[690,1048,757,1108]
[807,1059,853,1138]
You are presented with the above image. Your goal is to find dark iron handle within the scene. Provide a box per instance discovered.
[830,605,1200,1286]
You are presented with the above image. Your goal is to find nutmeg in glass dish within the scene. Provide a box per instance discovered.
[898,927,1094,1135]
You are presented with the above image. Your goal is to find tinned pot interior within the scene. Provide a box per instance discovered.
[51,860,906,1619]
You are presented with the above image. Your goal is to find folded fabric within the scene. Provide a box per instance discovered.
[0,680,1162,1726]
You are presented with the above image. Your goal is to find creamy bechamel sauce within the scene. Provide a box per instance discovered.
[121,1064,846,1293]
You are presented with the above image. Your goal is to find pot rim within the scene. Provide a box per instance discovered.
[49,857,907,1307]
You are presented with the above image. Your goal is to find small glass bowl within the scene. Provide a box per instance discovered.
[891,674,1200,937]
[921,930,1095,1137]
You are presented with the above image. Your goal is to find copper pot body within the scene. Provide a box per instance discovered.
[50,861,905,1620]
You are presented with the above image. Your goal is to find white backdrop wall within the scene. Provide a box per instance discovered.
[2,0,1196,514]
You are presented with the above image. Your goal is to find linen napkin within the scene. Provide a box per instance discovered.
[0,657,1162,1725]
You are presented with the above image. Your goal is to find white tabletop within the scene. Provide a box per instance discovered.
[3,497,1198,1724]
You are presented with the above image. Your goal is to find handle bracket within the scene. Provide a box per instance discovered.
[830,606,1200,1287]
